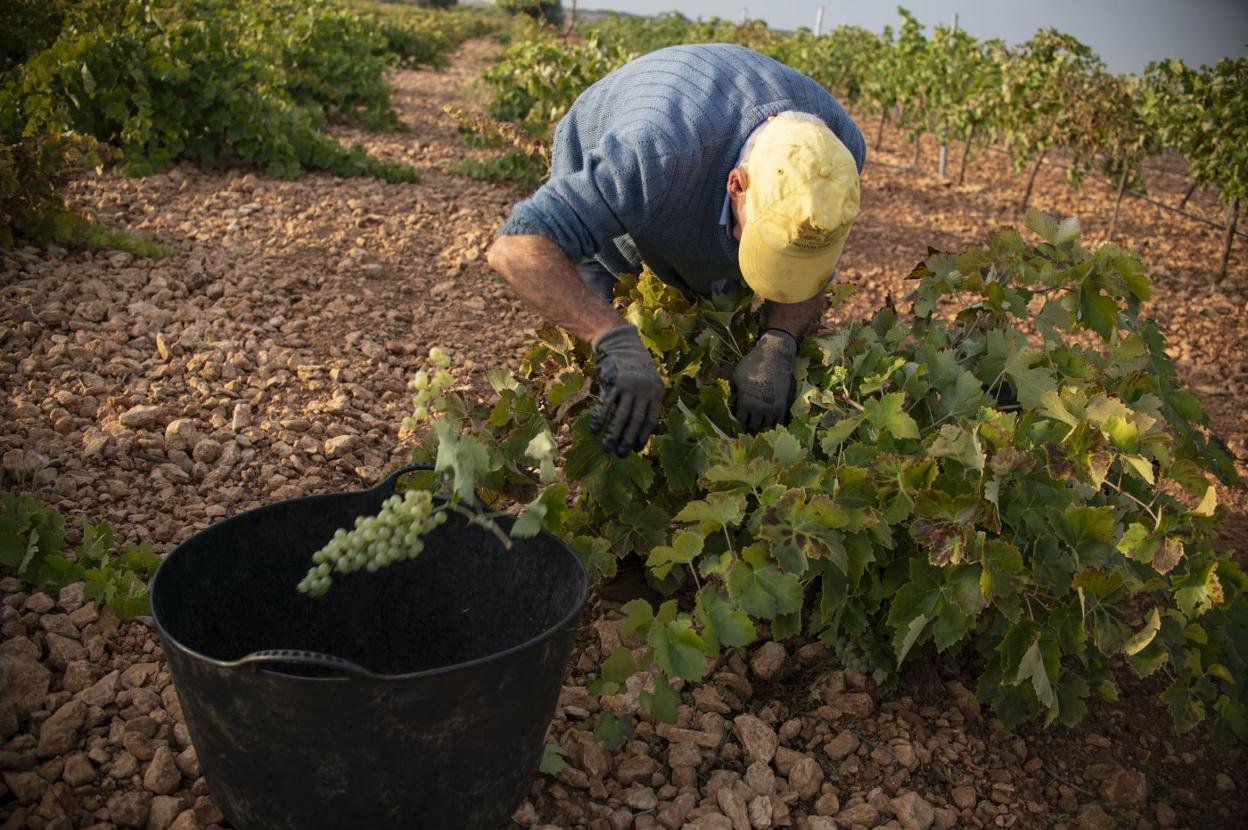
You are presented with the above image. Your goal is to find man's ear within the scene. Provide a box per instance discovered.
[727,167,749,196]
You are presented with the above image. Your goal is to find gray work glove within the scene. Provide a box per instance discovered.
[589,325,665,456]
[731,329,798,432]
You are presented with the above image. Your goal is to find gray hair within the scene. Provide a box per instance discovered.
[738,111,826,171]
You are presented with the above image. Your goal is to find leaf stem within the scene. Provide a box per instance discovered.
[837,395,866,413]
[707,323,744,360]
[985,367,1008,399]
[1102,478,1159,524]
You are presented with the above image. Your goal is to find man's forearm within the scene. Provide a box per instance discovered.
[763,294,824,341]
[487,234,625,344]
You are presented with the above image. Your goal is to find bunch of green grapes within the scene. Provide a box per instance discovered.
[297,488,447,597]
[403,346,454,429]
[824,632,875,675]
[301,346,459,598]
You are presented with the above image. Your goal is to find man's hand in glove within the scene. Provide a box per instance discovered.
[589,325,665,456]
[731,328,798,432]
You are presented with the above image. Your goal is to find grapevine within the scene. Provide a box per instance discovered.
[300,346,520,596]
[3,0,505,247]
[313,212,1246,744]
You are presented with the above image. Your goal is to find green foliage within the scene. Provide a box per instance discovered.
[0,492,159,620]
[538,741,567,774]
[788,25,887,106]
[482,22,618,136]
[589,13,784,56]
[445,149,544,188]
[257,0,403,132]
[0,0,83,72]
[81,224,170,257]
[997,29,1105,171]
[0,106,169,250]
[0,120,96,246]
[1077,73,1157,189]
[1144,56,1248,206]
[0,0,508,246]
[477,13,800,150]
[3,0,419,180]
[914,20,1005,152]
[353,1,500,69]
[379,0,459,8]
[495,0,562,27]
[585,11,701,53]
[403,213,1244,744]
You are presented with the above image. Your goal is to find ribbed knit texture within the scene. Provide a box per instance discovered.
[498,43,866,296]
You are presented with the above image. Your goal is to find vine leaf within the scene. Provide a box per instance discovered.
[765,427,804,465]
[640,674,679,724]
[1017,639,1057,716]
[620,599,655,641]
[674,492,747,531]
[1192,485,1217,517]
[1079,283,1119,341]
[433,420,490,503]
[819,415,862,452]
[0,528,25,570]
[1123,608,1161,656]
[1003,346,1057,411]
[1057,505,1115,566]
[933,370,989,421]
[981,540,1027,602]
[928,424,985,472]
[727,561,803,620]
[696,587,757,650]
[1025,209,1080,245]
[863,392,919,439]
[648,619,707,681]
[655,414,707,492]
[593,712,632,750]
[896,614,932,664]
[646,530,703,579]
[602,646,637,684]
[538,743,568,775]
[1174,561,1224,618]
[511,483,568,538]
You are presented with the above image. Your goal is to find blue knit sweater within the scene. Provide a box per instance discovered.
[497,43,866,296]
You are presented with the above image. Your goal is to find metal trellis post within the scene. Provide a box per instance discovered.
[938,13,959,180]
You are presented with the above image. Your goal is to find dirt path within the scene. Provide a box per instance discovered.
[1,39,1244,830]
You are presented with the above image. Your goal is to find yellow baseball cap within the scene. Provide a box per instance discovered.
[738,113,861,304]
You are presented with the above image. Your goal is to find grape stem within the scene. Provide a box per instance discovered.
[445,503,514,550]
[1102,477,1159,524]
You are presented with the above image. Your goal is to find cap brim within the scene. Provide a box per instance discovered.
[739,220,852,304]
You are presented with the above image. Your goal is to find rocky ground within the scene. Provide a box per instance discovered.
[1,37,1245,830]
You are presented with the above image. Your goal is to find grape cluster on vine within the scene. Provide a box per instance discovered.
[825,634,875,675]
[403,347,454,429]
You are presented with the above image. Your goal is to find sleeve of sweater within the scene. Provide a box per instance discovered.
[497,130,673,262]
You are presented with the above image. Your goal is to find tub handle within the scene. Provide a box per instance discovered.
[238,649,379,679]
[372,463,435,497]
[371,462,490,509]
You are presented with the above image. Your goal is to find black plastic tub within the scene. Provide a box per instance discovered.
[149,465,587,830]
